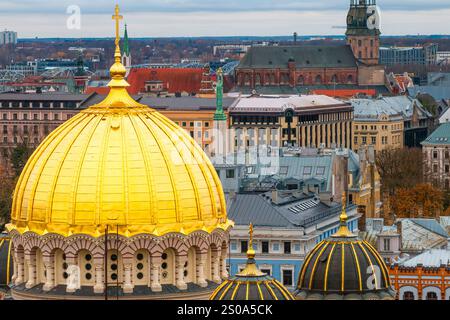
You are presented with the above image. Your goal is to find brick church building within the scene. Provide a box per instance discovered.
[234,0,387,96]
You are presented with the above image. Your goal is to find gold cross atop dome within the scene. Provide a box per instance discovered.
[107,4,130,90]
[112,5,123,47]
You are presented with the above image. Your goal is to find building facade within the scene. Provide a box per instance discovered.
[0,30,17,45]
[380,44,438,66]
[390,249,450,300]
[422,123,450,190]
[234,0,385,95]
[351,98,405,152]
[228,95,353,151]
[352,96,434,149]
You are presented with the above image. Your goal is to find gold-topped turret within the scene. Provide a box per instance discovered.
[236,223,265,277]
[331,192,356,238]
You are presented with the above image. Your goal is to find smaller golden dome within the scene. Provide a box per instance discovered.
[210,224,294,301]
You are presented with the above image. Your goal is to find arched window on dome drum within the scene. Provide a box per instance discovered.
[55,249,67,286]
[403,291,415,300]
[78,250,95,286]
[134,250,149,286]
[315,75,322,85]
[160,248,175,285]
[185,247,197,284]
[106,249,122,287]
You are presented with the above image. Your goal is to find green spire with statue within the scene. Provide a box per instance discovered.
[214,68,227,121]
[123,23,130,56]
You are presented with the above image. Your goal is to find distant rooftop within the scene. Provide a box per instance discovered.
[422,122,450,146]
[400,249,450,268]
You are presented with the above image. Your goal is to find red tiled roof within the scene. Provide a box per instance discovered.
[85,87,110,95]
[127,68,204,95]
[312,89,376,98]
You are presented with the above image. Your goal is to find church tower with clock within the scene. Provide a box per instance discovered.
[346,0,381,65]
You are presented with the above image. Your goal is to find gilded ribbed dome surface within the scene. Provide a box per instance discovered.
[7,37,232,238]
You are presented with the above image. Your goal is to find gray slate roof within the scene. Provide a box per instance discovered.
[227,192,345,229]
[409,86,450,101]
[400,249,450,267]
[410,218,449,238]
[422,122,450,146]
[237,45,357,69]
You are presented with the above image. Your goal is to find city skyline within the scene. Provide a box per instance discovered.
[0,0,449,38]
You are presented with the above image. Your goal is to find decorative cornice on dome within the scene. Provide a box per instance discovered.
[210,224,294,301]
[6,5,233,239]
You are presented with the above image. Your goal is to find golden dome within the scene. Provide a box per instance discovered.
[7,7,232,238]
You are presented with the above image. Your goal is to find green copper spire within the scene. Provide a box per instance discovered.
[123,23,130,56]
[214,68,227,121]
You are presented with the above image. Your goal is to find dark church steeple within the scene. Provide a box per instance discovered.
[346,0,381,65]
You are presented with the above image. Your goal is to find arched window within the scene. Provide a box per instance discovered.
[244,74,251,86]
[298,75,304,85]
[281,73,289,85]
[161,248,175,285]
[347,75,354,84]
[426,292,438,300]
[265,74,271,85]
[270,74,276,85]
[134,250,149,286]
[331,74,338,83]
[403,291,415,300]
[315,75,322,84]
[255,73,262,86]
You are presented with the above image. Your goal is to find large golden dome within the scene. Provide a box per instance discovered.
[7,26,232,238]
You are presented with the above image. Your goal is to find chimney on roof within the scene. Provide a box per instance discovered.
[271,190,279,205]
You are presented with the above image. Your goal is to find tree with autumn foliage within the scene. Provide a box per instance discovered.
[391,184,444,218]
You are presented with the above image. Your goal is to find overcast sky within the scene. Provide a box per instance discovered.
[0,0,449,38]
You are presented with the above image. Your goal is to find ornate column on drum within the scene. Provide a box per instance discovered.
[43,255,55,292]
[175,254,188,290]
[93,256,105,294]
[25,251,37,289]
[123,258,134,293]
[211,248,221,283]
[196,251,208,288]
[14,248,24,286]
[150,255,162,292]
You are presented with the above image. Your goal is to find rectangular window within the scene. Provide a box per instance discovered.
[383,239,391,251]
[303,166,312,175]
[284,242,291,254]
[371,136,376,145]
[282,269,293,286]
[241,241,248,253]
[262,241,269,254]
[260,269,271,276]
[226,169,235,179]
[279,166,288,175]
[316,166,325,176]
[362,136,367,145]
[433,151,438,159]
